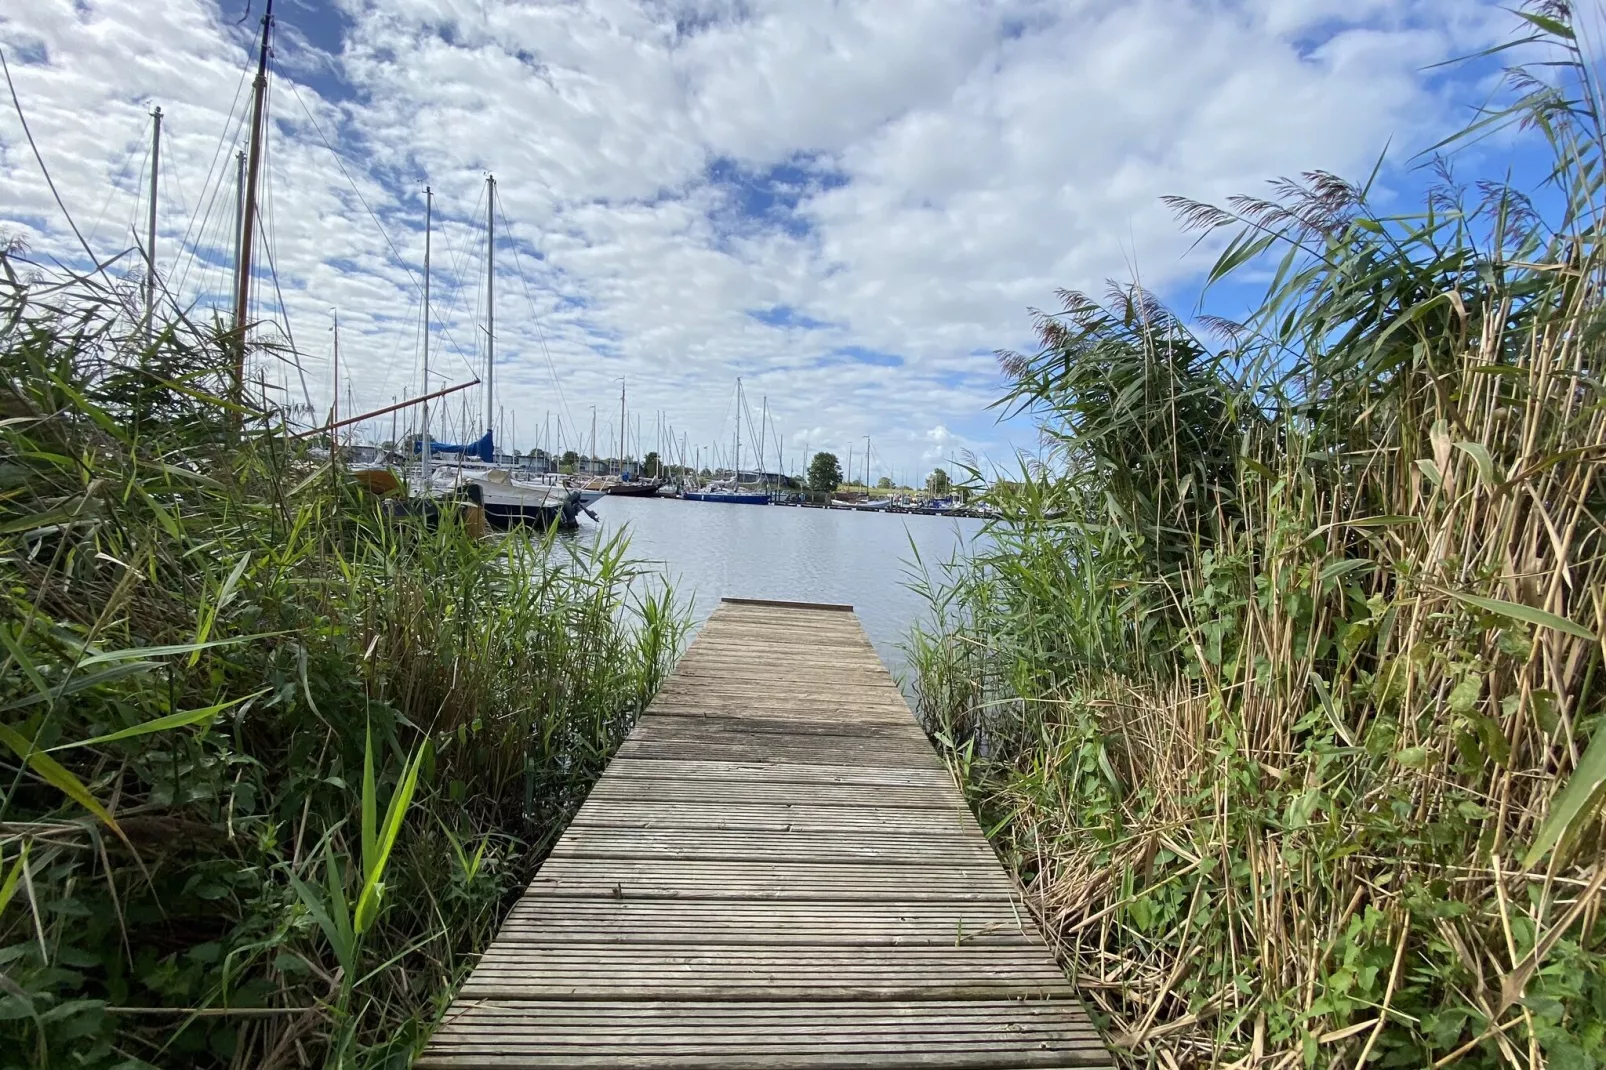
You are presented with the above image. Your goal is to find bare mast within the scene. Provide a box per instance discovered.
[232,0,275,405]
[485,174,496,446]
[421,186,433,482]
[144,106,161,343]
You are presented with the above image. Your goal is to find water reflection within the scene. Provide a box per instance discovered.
[568,497,987,685]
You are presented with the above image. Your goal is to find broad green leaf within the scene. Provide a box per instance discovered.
[0,722,127,846]
[0,842,27,916]
[1524,728,1606,867]
[1454,440,1497,485]
[1320,559,1374,588]
[1450,591,1597,642]
[49,689,266,751]
[324,847,356,978]
[290,865,354,981]
[1514,10,1575,40]
[0,661,160,713]
[354,740,431,934]
[75,634,261,668]
[0,624,49,701]
[361,722,377,878]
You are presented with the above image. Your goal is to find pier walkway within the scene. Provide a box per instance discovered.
[419,598,1110,1068]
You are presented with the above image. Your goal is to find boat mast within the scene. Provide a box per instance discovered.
[733,378,742,481]
[590,406,597,474]
[758,395,767,491]
[331,308,340,455]
[485,174,496,441]
[232,0,274,406]
[421,186,433,482]
[144,106,161,343]
[619,378,627,476]
[232,151,245,315]
[865,435,870,489]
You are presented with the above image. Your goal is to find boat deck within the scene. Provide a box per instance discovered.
[418,598,1110,1069]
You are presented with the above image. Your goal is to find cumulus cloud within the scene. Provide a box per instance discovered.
[0,0,1518,476]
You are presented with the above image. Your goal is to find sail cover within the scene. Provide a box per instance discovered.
[415,430,493,462]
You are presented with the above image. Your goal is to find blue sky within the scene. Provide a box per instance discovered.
[0,0,1554,481]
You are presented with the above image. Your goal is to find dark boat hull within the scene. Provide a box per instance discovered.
[683,492,769,505]
[605,482,663,497]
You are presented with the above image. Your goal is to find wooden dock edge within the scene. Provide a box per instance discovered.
[719,596,854,611]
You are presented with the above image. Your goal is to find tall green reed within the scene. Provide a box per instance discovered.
[912,8,1605,1068]
[0,252,683,1068]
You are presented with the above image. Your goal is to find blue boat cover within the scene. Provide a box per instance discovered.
[415,430,494,462]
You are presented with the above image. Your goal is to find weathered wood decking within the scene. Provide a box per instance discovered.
[419,599,1110,1069]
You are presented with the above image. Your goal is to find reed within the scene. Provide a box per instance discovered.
[910,10,1606,1068]
[0,254,684,1067]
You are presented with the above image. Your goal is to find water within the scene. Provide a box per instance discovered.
[571,496,987,685]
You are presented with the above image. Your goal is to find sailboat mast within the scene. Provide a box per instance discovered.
[733,378,742,479]
[485,174,496,438]
[232,152,245,314]
[865,435,870,488]
[232,0,275,404]
[619,379,627,476]
[331,309,340,453]
[758,395,767,489]
[144,106,161,342]
[421,186,433,482]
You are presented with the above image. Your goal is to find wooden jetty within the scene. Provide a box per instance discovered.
[419,598,1110,1069]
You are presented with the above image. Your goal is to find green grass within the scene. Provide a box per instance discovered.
[0,257,684,1067]
[909,12,1606,1069]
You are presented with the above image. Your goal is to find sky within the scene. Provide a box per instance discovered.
[0,0,1546,483]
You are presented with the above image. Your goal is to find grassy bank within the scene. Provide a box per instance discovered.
[0,260,682,1067]
[911,16,1605,1070]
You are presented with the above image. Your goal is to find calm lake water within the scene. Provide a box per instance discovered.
[570,496,988,685]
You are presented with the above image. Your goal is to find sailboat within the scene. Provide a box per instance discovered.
[603,381,663,496]
[430,176,592,529]
[683,378,769,505]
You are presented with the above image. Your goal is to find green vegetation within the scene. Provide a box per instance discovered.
[926,468,951,495]
[807,451,843,493]
[911,16,1605,1069]
[0,259,683,1067]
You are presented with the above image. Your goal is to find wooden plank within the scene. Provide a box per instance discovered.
[419,601,1110,1069]
[494,899,1035,946]
[718,596,853,611]
[549,826,997,865]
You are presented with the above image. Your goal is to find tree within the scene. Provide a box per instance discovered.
[643,451,661,478]
[560,449,579,473]
[808,452,843,493]
[926,468,952,495]
[876,476,893,490]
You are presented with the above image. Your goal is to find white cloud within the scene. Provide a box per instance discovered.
[0,0,1521,478]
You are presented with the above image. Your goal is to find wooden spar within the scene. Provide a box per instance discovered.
[231,0,274,407]
[292,378,479,440]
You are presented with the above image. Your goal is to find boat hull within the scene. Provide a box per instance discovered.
[683,492,769,505]
[605,482,663,497]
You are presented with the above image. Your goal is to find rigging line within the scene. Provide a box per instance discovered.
[283,79,423,294]
[169,49,252,300]
[285,73,483,373]
[0,47,120,287]
[170,101,249,308]
[258,107,312,416]
[497,194,581,458]
[88,132,145,253]
[430,181,488,386]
